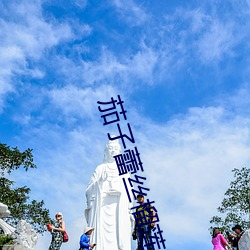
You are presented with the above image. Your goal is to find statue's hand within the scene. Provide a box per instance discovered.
[102,170,108,180]
[149,222,155,229]
[87,195,95,208]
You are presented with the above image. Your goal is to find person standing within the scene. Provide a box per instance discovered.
[48,212,66,250]
[231,225,244,250]
[212,227,232,250]
[132,194,156,250]
[79,227,96,250]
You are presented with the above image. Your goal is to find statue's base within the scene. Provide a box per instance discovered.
[1,245,26,250]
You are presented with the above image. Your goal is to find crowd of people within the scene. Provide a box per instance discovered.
[47,211,247,250]
[47,212,97,250]
[212,224,245,250]
[47,194,157,250]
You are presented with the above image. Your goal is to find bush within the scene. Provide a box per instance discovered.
[0,234,14,247]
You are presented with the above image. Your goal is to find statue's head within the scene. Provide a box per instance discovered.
[104,136,122,163]
[0,202,10,218]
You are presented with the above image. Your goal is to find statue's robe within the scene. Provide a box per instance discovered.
[239,229,250,250]
[85,162,133,250]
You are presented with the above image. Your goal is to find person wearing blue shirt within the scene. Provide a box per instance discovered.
[79,227,96,250]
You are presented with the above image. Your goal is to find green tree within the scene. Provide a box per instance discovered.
[0,143,52,233]
[0,234,14,246]
[210,167,250,232]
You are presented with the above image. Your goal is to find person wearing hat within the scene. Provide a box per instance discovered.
[79,227,96,250]
[48,212,66,250]
[230,225,244,250]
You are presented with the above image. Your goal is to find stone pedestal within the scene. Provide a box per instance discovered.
[1,246,26,250]
[239,229,250,250]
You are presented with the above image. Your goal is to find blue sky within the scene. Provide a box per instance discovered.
[1,0,250,249]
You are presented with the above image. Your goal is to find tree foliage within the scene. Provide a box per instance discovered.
[210,167,250,232]
[0,143,52,233]
[0,234,14,246]
[0,144,36,175]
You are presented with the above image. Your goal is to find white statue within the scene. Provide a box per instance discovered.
[0,203,37,250]
[0,202,11,218]
[85,138,134,250]
[239,229,250,250]
[13,220,38,250]
[0,202,15,235]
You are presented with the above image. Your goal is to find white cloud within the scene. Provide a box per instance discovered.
[126,43,158,84]
[160,7,240,67]
[48,84,118,120]
[112,0,148,26]
[188,8,210,33]
[0,1,75,111]
[81,45,158,86]
[82,48,127,85]
[130,105,250,247]
[0,2,73,58]
[223,84,250,115]
[196,20,235,63]
[73,0,87,9]
[10,91,250,250]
